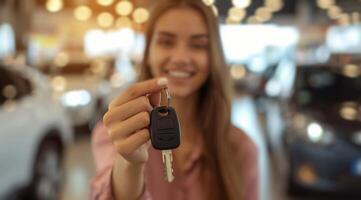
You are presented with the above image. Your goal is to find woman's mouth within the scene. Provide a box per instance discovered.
[166,70,194,79]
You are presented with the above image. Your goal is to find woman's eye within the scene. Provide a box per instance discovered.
[158,39,174,47]
[190,43,208,49]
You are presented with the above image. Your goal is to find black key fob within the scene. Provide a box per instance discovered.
[150,106,181,150]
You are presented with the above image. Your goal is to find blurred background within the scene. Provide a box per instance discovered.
[0,0,361,199]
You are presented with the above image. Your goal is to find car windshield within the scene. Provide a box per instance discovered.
[292,66,361,106]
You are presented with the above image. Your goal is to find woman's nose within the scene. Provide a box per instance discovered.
[169,44,191,66]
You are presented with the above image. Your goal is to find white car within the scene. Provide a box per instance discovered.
[47,56,112,130]
[0,62,73,199]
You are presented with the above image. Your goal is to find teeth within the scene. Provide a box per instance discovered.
[168,70,191,78]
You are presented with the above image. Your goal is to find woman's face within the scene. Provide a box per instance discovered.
[148,7,209,98]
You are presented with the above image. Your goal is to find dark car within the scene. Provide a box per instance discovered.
[283,64,361,197]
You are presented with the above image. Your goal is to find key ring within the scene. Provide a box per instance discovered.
[160,87,171,108]
[165,87,171,107]
[158,87,171,116]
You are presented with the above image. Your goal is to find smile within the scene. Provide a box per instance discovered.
[166,70,195,78]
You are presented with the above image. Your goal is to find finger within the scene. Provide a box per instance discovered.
[103,96,152,125]
[114,129,150,157]
[148,91,161,107]
[107,111,150,141]
[109,77,168,108]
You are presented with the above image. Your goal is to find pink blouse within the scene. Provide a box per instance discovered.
[90,123,259,200]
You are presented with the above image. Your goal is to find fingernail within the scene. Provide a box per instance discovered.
[157,77,168,86]
[148,105,153,112]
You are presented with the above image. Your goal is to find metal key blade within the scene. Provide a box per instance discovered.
[161,150,174,182]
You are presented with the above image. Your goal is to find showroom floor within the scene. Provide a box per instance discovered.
[60,133,95,200]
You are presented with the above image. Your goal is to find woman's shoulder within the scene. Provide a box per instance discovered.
[229,126,258,157]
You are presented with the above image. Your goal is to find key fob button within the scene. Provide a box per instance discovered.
[157,118,174,130]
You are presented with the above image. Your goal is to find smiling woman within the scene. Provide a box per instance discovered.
[146,6,210,98]
[90,1,259,200]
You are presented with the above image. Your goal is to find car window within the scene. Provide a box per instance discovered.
[0,66,32,105]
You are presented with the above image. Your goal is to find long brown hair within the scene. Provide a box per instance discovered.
[139,0,242,199]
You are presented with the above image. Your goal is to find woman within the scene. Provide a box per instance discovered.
[91,0,258,200]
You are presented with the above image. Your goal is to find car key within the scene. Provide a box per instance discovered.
[150,88,181,182]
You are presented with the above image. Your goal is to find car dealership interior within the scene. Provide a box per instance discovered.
[1,0,361,199]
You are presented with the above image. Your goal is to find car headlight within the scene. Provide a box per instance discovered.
[289,114,335,145]
[60,90,91,107]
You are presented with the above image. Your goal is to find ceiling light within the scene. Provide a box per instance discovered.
[317,0,335,9]
[327,5,342,20]
[265,0,283,12]
[96,0,114,6]
[133,8,150,24]
[97,12,114,28]
[228,7,246,22]
[46,0,63,13]
[116,1,133,16]
[74,5,92,21]
[255,7,272,22]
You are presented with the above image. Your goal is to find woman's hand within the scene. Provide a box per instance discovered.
[103,77,168,164]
